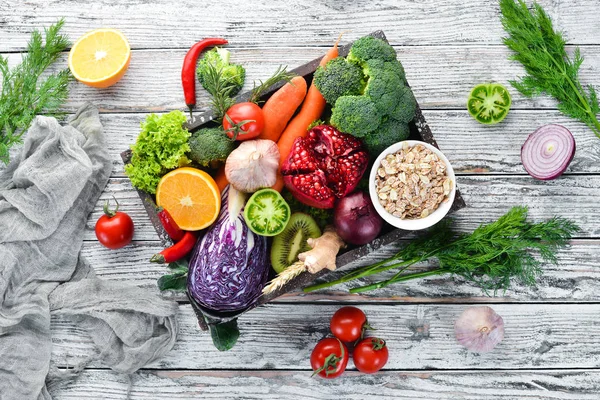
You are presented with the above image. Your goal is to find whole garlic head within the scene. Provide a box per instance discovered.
[454,306,504,353]
[225,139,280,193]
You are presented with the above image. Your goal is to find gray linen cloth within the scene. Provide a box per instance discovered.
[0,103,178,399]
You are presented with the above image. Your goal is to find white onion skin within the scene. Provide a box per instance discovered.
[521,124,576,180]
[454,306,504,353]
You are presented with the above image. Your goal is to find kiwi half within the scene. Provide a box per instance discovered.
[270,213,321,274]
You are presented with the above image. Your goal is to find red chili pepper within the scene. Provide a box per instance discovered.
[156,207,185,242]
[182,37,228,113]
[150,231,197,264]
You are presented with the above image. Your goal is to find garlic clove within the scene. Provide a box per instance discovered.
[454,306,504,353]
[225,139,280,193]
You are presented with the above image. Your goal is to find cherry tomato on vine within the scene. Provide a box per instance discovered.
[95,197,134,249]
[310,338,349,379]
[223,102,265,140]
[330,306,369,342]
[353,337,389,374]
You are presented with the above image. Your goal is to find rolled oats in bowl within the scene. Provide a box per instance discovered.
[375,142,453,220]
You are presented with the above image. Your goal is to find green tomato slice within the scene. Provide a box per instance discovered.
[244,189,291,237]
[467,83,511,124]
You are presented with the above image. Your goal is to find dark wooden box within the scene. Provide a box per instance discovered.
[121,30,466,331]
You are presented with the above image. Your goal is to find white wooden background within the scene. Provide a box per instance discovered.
[2,0,600,398]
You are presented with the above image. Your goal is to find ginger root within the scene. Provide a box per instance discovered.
[298,226,345,274]
[261,227,345,295]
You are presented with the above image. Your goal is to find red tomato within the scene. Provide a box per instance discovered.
[310,338,349,379]
[223,102,265,141]
[353,338,389,374]
[95,198,134,249]
[330,306,368,342]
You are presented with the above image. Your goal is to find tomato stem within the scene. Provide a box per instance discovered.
[224,113,256,141]
[371,338,386,351]
[103,195,119,218]
[359,320,375,342]
[311,338,345,378]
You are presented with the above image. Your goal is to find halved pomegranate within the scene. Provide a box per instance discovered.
[281,125,369,209]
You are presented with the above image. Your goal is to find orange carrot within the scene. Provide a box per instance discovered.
[213,166,229,193]
[272,35,342,191]
[259,76,308,142]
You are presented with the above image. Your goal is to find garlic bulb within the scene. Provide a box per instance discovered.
[454,306,504,353]
[225,139,280,193]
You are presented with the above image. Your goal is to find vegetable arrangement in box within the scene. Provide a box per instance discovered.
[122,31,469,351]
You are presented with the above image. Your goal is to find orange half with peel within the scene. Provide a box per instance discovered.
[156,167,221,231]
[68,28,131,88]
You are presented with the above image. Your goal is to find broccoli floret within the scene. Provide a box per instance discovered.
[347,36,397,65]
[363,59,405,115]
[389,85,417,124]
[319,36,416,147]
[197,47,246,96]
[330,96,381,137]
[386,60,406,81]
[188,127,236,167]
[362,118,411,156]
[313,57,364,105]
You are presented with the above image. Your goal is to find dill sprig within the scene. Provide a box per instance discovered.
[304,207,579,294]
[249,65,295,104]
[0,19,71,163]
[499,0,600,137]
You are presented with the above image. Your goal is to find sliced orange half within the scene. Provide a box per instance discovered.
[156,167,221,231]
[68,28,131,88]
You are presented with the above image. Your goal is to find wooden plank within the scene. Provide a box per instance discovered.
[83,175,600,241]
[75,109,600,178]
[2,0,599,51]
[50,303,600,370]
[3,44,599,112]
[49,369,600,400]
[80,239,600,303]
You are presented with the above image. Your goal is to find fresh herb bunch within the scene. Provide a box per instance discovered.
[500,0,600,137]
[305,206,579,294]
[200,62,238,120]
[0,19,70,163]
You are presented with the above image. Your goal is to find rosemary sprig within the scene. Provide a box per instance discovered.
[499,0,600,137]
[200,62,237,120]
[304,207,579,294]
[202,64,294,119]
[0,19,70,163]
[249,65,295,103]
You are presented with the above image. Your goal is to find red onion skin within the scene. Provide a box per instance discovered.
[521,124,576,181]
[334,191,383,245]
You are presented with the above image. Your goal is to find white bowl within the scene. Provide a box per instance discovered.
[369,140,456,231]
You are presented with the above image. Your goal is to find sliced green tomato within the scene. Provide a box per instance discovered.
[244,189,291,237]
[467,83,511,124]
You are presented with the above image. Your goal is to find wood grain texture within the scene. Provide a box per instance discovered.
[3,1,600,397]
[2,44,599,112]
[84,175,600,241]
[82,239,600,303]
[50,303,600,370]
[49,369,600,399]
[2,0,600,51]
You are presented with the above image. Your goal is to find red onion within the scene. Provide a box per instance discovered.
[521,124,575,180]
[333,191,383,245]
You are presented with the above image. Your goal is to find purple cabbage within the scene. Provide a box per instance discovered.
[188,185,269,312]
